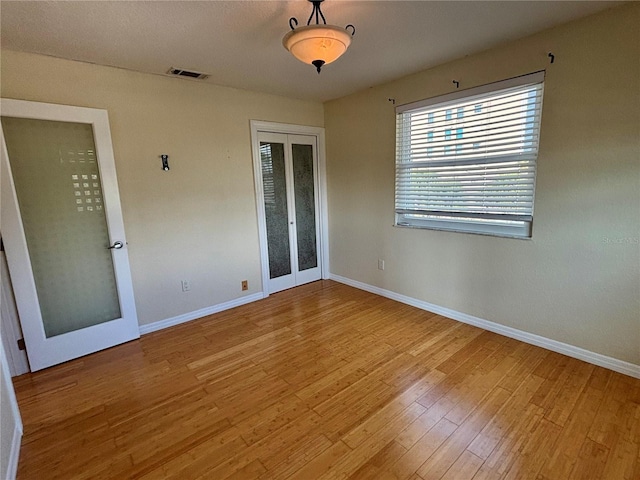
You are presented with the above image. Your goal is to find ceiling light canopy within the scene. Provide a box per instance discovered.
[283,0,355,74]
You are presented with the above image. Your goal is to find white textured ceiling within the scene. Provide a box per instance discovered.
[0,1,623,102]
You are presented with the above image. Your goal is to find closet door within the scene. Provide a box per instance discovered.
[258,133,321,293]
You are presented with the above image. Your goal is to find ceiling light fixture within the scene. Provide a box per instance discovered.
[283,0,355,74]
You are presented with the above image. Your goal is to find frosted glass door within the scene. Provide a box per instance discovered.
[258,133,320,293]
[2,117,121,337]
[1,99,139,371]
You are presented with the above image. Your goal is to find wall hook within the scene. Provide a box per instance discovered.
[548,52,555,64]
[453,80,460,89]
[388,98,396,105]
[161,154,170,171]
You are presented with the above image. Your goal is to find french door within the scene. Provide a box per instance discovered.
[0,99,139,371]
[257,132,322,293]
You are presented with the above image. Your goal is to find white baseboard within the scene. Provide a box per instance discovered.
[330,274,640,379]
[139,292,265,335]
[6,424,22,480]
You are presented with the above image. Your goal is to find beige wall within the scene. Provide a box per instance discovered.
[325,4,640,365]
[1,51,324,326]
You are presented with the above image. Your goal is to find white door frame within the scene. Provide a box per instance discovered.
[0,138,23,480]
[1,98,139,371]
[1,250,30,376]
[250,121,329,297]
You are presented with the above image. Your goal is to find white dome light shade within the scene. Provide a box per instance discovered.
[283,25,352,67]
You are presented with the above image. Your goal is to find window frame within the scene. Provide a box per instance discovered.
[394,71,545,239]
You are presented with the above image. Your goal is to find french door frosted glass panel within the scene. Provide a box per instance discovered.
[292,143,317,272]
[260,141,292,280]
[1,117,121,337]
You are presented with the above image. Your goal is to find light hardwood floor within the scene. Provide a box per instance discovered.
[13,280,640,479]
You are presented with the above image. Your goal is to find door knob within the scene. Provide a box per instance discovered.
[108,241,124,250]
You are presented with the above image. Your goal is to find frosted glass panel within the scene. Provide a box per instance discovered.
[260,142,292,279]
[292,144,318,271]
[2,117,121,338]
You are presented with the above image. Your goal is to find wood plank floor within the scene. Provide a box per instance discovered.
[13,280,640,480]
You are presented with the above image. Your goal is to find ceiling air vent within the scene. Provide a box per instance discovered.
[167,67,209,80]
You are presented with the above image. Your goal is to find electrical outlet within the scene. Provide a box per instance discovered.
[378,259,385,271]
[241,280,248,291]
[181,280,191,292]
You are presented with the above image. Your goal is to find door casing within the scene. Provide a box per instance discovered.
[0,250,29,376]
[250,121,329,296]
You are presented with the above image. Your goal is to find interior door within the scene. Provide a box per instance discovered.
[0,99,139,371]
[258,132,321,293]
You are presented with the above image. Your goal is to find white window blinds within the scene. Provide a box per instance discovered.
[395,71,545,238]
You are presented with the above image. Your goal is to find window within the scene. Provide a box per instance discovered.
[455,128,464,152]
[395,71,544,238]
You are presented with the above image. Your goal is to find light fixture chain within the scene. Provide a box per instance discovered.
[307,1,327,26]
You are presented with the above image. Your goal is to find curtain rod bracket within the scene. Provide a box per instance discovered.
[548,52,555,64]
